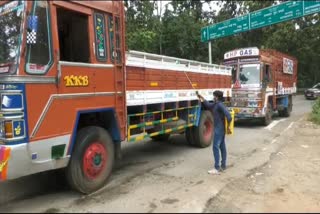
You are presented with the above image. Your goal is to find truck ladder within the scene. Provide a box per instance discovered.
[112,1,126,139]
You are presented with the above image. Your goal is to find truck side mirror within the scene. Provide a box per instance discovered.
[26,15,38,45]
[263,64,271,82]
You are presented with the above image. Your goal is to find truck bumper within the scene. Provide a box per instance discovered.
[0,135,71,182]
[233,107,265,120]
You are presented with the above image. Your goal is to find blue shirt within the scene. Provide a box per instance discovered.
[203,100,232,134]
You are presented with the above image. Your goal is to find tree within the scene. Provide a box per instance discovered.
[124,0,320,87]
[124,0,159,53]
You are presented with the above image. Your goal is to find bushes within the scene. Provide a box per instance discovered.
[310,98,320,124]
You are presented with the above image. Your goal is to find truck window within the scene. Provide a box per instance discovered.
[57,7,89,63]
[263,64,271,82]
[239,64,260,85]
[25,1,52,74]
[231,66,237,83]
[93,12,107,62]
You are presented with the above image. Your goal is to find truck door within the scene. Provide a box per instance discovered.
[25,1,60,140]
[50,1,126,140]
[52,3,96,93]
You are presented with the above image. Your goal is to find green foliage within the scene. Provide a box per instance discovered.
[310,98,320,125]
[126,30,157,52]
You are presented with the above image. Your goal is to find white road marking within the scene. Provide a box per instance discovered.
[264,119,287,130]
[283,122,294,133]
[270,121,295,144]
[271,139,277,144]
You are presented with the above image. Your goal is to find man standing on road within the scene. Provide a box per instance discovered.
[197,90,232,175]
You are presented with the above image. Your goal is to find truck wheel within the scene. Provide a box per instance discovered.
[278,96,292,117]
[278,110,284,117]
[283,96,292,117]
[66,126,114,194]
[150,134,170,141]
[263,104,272,126]
[185,127,196,146]
[193,110,214,148]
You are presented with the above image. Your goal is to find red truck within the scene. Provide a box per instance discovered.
[224,47,298,125]
[0,0,233,193]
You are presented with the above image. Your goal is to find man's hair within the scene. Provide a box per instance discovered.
[213,90,224,101]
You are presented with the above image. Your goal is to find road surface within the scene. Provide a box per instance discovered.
[0,95,316,213]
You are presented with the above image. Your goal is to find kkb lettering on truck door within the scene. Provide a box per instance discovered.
[64,75,89,87]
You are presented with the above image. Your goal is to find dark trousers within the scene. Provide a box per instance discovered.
[213,132,227,170]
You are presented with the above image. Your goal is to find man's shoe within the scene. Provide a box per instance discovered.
[208,168,220,175]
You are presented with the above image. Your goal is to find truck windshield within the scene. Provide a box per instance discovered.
[239,64,260,85]
[0,1,25,74]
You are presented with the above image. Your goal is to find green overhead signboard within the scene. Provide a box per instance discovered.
[201,0,320,42]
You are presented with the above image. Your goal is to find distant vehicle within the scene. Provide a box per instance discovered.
[223,47,298,126]
[305,83,320,100]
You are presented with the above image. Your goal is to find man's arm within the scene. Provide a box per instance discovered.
[196,92,214,109]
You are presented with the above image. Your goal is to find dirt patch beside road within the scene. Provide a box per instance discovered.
[205,116,320,213]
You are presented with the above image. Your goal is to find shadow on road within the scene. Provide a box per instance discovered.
[0,169,74,207]
[0,134,193,207]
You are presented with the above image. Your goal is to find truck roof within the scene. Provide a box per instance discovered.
[72,1,122,14]
[224,47,297,62]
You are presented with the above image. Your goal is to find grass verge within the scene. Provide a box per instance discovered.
[309,98,320,125]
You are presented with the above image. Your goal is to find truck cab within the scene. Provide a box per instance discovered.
[224,47,297,125]
[0,0,126,187]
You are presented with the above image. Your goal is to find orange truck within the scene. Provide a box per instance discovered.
[0,0,233,193]
[223,47,298,125]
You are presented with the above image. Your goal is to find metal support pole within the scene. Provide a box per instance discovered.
[208,41,212,64]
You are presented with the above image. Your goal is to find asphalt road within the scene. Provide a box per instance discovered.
[0,95,314,213]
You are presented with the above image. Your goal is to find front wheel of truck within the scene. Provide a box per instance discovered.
[66,126,114,194]
[263,104,272,126]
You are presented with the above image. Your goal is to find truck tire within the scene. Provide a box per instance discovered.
[185,127,196,146]
[66,126,114,194]
[278,110,284,117]
[278,96,292,117]
[192,110,214,148]
[150,134,170,141]
[263,104,272,126]
[283,96,292,117]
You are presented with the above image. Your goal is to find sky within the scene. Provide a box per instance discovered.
[157,1,222,16]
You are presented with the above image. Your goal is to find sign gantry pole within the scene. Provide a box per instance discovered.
[208,41,212,64]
